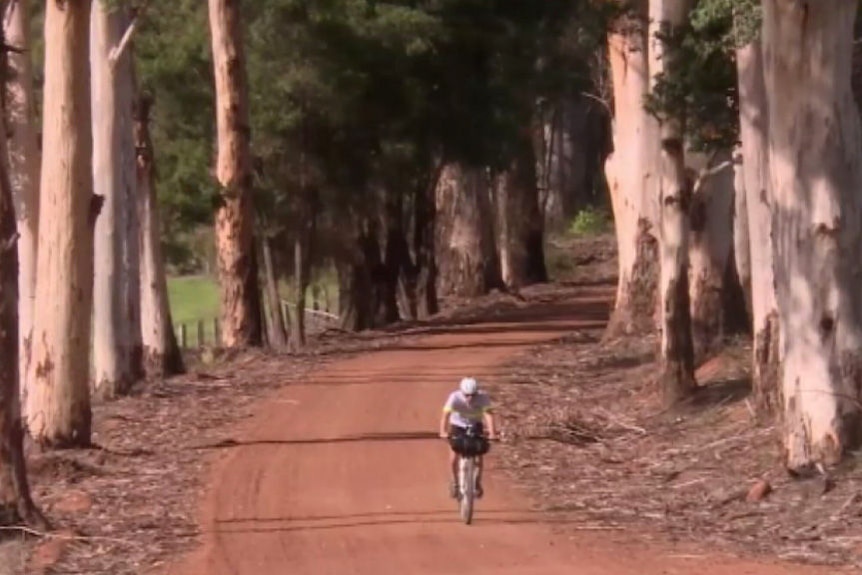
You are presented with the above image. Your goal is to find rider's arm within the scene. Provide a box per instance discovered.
[483,409,497,440]
[439,409,451,438]
[440,392,456,437]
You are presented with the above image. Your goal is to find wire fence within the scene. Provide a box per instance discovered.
[175,297,340,348]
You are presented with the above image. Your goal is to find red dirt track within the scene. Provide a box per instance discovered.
[163,290,838,575]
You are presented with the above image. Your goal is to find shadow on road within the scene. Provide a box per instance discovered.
[193,431,444,450]
[212,507,585,534]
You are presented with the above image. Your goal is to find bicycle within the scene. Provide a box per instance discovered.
[447,423,492,525]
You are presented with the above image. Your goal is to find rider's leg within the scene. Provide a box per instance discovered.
[449,449,459,497]
[450,449,459,481]
[475,455,484,497]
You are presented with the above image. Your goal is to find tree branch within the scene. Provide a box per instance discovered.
[579,91,612,113]
[108,3,149,70]
[1,232,19,253]
[699,159,734,180]
[691,158,737,197]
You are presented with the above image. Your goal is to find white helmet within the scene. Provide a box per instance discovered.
[459,377,478,395]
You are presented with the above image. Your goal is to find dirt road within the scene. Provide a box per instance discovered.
[164,289,838,575]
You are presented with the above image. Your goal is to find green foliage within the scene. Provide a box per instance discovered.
[642,0,764,154]
[134,0,613,273]
[644,10,738,153]
[690,0,761,49]
[136,0,217,268]
[568,206,610,237]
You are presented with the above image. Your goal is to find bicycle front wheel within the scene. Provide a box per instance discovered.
[459,457,474,525]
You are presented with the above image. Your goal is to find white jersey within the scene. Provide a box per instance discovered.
[443,390,492,429]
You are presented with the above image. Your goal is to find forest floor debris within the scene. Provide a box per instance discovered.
[489,237,862,569]
[9,232,860,572]
[11,329,436,575]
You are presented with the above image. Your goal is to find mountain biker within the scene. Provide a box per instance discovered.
[438,377,497,499]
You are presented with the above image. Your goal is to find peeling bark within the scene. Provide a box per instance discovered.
[208,0,263,347]
[604,12,661,338]
[26,0,94,447]
[658,138,696,404]
[738,38,780,416]
[650,0,696,404]
[764,0,862,471]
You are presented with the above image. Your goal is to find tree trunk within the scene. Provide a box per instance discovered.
[604,14,661,338]
[91,2,140,398]
[292,194,316,346]
[382,197,410,323]
[687,151,735,361]
[414,162,441,319]
[434,163,502,299]
[651,0,696,404]
[542,102,577,229]
[338,232,375,332]
[763,0,862,471]
[494,133,547,288]
[260,234,287,349]
[0,25,42,526]
[4,0,40,412]
[293,235,307,347]
[738,38,780,415]
[208,0,263,347]
[135,95,184,377]
[26,0,95,447]
[731,149,752,320]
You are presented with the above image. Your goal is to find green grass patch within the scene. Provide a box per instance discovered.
[167,275,220,346]
[568,206,611,237]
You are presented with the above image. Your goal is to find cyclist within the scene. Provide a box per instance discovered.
[438,377,497,499]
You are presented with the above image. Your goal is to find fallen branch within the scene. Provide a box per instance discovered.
[0,525,136,547]
[596,408,647,436]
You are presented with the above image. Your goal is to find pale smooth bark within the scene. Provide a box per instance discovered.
[687,151,735,360]
[737,39,780,415]
[91,1,140,398]
[604,16,661,338]
[763,0,862,470]
[208,0,263,347]
[732,148,752,319]
[136,95,184,377]
[26,0,95,447]
[434,163,503,298]
[650,0,696,403]
[4,0,40,412]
